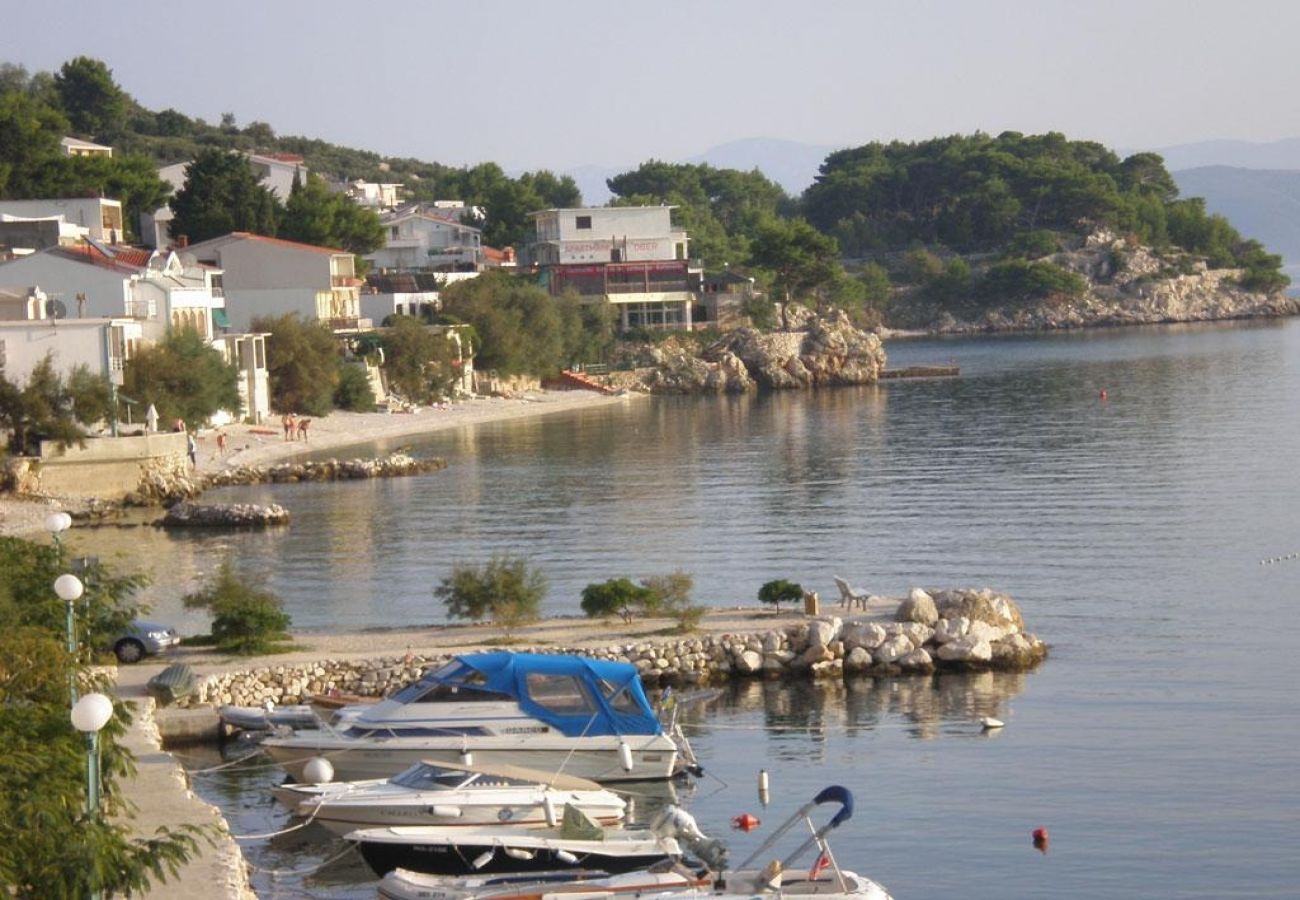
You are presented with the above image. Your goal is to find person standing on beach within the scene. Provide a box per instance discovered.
[297,418,310,441]
[186,432,197,469]
[216,430,228,455]
[283,413,295,441]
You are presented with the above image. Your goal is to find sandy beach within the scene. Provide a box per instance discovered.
[0,388,645,538]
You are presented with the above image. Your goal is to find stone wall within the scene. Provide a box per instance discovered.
[188,588,1046,708]
[29,433,189,499]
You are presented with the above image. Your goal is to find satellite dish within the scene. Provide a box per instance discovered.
[45,298,67,319]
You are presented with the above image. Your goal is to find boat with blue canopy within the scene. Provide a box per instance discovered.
[262,651,694,783]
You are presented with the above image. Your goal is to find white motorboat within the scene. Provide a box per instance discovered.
[377,786,893,900]
[261,652,694,783]
[270,758,626,835]
[351,805,709,877]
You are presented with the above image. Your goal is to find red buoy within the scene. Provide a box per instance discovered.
[731,813,761,832]
[1099,389,1108,401]
[1032,827,1049,854]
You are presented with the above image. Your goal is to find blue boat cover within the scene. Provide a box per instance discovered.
[426,652,663,738]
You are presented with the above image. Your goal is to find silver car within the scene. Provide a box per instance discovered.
[113,620,181,663]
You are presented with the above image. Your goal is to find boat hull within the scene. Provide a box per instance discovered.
[263,736,679,783]
[357,839,673,877]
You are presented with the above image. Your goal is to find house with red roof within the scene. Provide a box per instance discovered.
[185,232,364,332]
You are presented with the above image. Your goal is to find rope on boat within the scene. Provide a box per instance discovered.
[230,782,354,840]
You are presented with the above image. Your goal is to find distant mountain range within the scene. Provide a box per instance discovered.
[566,136,1300,283]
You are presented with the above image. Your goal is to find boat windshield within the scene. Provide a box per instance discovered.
[525,673,597,715]
[596,678,641,713]
[391,764,475,791]
[389,663,511,705]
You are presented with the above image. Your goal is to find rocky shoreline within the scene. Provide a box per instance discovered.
[187,587,1046,709]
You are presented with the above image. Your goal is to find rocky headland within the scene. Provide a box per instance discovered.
[899,228,1300,333]
[609,308,887,395]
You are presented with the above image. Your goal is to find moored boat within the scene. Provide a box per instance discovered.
[271,758,627,835]
[261,652,693,783]
[377,786,893,900]
[350,804,706,877]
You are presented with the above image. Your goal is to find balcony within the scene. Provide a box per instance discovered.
[332,275,363,288]
[122,300,155,319]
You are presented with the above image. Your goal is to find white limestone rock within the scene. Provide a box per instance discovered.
[896,588,939,626]
[844,646,874,672]
[875,634,914,664]
[898,647,933,670]
[935,636,993,664]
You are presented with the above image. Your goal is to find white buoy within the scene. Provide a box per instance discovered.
[543,795,559,827]
[618,740,634,772]
[504,847,535,860]
[471,850,495,870]
[758,768,770,806]
[430,805,462,818]
[302,757,334,784]
[980,716,1005,730]
[459,749,474,767]
[555,849,579,864]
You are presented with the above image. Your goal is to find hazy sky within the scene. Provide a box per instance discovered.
[4,0,1298,172]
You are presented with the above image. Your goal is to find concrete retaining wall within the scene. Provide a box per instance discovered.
[35,433,188,498]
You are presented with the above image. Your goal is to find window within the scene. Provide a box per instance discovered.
[526,674,595,715]
[611,248,623,262]
[575,215,592,230]
[391,225,400,239]
[597,678,640,714]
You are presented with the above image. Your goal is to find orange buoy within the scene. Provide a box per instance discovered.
[731,813,761,832]
[1032,827,1049,854]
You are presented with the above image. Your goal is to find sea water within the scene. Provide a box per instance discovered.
[83,320,1300,897]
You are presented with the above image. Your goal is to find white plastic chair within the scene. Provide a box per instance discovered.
[834,576,869,611]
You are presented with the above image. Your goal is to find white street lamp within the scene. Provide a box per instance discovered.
[55,573,84,702]
[71,692,114,823]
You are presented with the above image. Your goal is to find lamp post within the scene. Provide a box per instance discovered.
[55,572,85,703]
[45,510,72,558]
[71,691,113,900]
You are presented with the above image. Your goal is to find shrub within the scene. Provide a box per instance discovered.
[182,560,290,655]
[436,555,546,627]
[333,362,376,411]
[758,579,804,613]
[642,570,702,633]
[581,578,655,624]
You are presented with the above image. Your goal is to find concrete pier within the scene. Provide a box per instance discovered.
[114,669,254,899]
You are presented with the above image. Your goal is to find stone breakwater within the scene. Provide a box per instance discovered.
[187,588,1046,709]
[75,451,449,514]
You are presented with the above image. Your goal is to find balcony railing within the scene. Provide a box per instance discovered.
[123,300,155,319]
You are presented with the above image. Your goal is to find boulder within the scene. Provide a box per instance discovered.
[874,634,914,664]
[806,618,841,650]
[932,617,970,644]
[843,622,887,651]
[896,588,939,626]
[844,646,873,672]
[898,647,934,671]
[935,636,993,664]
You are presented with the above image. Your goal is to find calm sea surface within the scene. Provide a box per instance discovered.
[83,322,1300,898]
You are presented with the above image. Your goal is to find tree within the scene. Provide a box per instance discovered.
[580,578,656,624]
[121,329,240,428]
[748,217,842,326]
[0,88,68,197]
[441,273,568,377]
[333,361,376,411]
[52,56,127,140]
[435,555,546,629]
[253,314,339,416]
[169,149,280,244]
[641,571,702,632]
[0,357,109,455]
[758,579,804,613]
[0,538,205,897]
[380,316,458,404]
[182,560,291,654]
[279,171,384,255]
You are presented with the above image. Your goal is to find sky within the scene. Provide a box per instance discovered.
[4,0,1299,173]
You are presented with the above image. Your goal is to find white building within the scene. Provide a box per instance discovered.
[0,245,270,424]
[368,208,483,272]
[529,206,688,266]
[60,136,113,158]
[0,198,126,245]
[529,206,695,331]
[186,232,364,332]
[330,179,404,210]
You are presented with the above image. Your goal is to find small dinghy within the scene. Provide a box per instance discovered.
[220,703,320,732]
[271,759,626,835]
[146,663,196,706]
[350,804,706,877]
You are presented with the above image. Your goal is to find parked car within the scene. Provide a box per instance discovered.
[113,620,180,663]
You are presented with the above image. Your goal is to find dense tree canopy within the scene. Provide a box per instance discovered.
[0,357,112,455]
[53,56,127,141]
[169,149,279,244]
[121,329,240,428]
[280,171,384,255]
[252,314,340,416]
